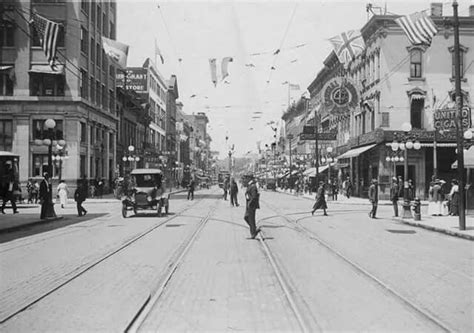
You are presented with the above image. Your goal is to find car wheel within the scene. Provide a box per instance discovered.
[122,204,127,218]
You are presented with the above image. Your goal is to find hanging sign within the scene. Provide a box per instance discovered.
[433,106,471,131]
[322,77,359,115]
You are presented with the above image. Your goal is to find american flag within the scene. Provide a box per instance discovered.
[395,11,438,46]
[329,30,365,67]
[31,12,60,67]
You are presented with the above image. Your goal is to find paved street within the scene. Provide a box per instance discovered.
[0,187,472,332]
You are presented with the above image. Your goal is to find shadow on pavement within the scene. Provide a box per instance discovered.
[0,213,108,244]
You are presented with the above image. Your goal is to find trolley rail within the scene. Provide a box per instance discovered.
[261,198,453,332]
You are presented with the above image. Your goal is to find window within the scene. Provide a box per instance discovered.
[109,64,114,78]
[0,21,14,47]
[80,122,86,143]
[91,125,95,143]
[96,43,101,66]
[102,84,106,109]
[80,27,88,54]
[102,49,107,69]
[109,89,114,112]
[80,69,88,98]
[0,70,14,96]
[32,21,65,48]
[33,154,58,177]
[80,155,86,178]
[102,13,107,35]
[81,0,89,14]
[0,120,13,151]
[32,119,63,140]
[381,112,390,127]
[90,77,95,103]
[450,46,467,79]
[109,22,115,39]
[96,80,101,106]
[410,98,424,129]
[91,0,96,24]
[29,73,65,96]
[410,49,422,78]
[90,38,95,64]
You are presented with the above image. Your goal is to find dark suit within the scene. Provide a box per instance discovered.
[187,180,195,200]
[74,185,87,216]
[230,180,239,206]
[244,182,259,238]
[390,182,399,217]
[368,182,378,218]
[39,178,50,219]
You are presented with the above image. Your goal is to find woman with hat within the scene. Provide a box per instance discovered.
[429,179,444,216]
[311,181,328,216]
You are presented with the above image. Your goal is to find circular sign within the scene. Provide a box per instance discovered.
[322,77,359,114]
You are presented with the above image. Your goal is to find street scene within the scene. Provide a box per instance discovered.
[1,0,474,332]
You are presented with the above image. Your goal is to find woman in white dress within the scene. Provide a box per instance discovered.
[57,180,68,208]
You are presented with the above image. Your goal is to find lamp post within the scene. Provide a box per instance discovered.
[121,145,140,175]
[391,122,421,218]
[53,142,68,181]
[287,134,293,176]
[385,151,404,181]
[321,146,336,198]
[34,118,59,218]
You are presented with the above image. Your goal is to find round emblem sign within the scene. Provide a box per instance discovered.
[322,77,359,114]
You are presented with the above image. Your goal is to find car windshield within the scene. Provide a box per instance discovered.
[132,174,161,188]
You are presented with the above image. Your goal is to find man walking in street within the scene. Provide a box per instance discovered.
[390,177,399,217]
[187,178,195,200]
[368,178,379,218]
[39,172,51,220]
[244,177,260,239]
[223,177,229,200]
[230,178,239,207]
[74,180,88,217]
[1,162,18,214]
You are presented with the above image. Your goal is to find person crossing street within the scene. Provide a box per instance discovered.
[244,177,260,239]
[230,178,239,207]
[368,178,379,218]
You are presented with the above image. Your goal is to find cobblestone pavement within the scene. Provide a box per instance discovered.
[0,187,472,332]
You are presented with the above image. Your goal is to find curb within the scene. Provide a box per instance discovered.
[0,216,65,234]
[398,219,474,241]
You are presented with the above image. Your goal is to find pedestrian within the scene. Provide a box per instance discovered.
[187,178,195,200]
[311,181,328,216]
[408,179,415,201]
[223,177,229,200]
[390,177,399,217]
[244,177,260,239]
[332,179,338,201]
[27,178,34,204]
[397,175,404,199]
[74,181,88,217]
[1,163,18,214]
[230,178,239,207]
[448,179,460,216]
[428,179,443,216]
[57,180,69,208]
[345,177,352,198]
[39,172,51,220]
[32,180,39,204]
[368,178,378,218]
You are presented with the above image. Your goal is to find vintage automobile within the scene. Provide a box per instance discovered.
[122,168,169,218]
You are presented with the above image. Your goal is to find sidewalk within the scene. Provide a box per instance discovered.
[275,188,474,241]
[0,189,187,234]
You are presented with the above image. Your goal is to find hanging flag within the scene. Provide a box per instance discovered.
[30,12,60,67]
[289,83,300,90]
[221,57,233,80]
[395,11,437,46]
[154,39,165,64]
[329,30,365,67]
[209,57,233,86]
[102,37,129,69]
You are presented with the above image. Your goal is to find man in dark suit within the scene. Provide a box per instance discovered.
[187,178,195,200]
[230,178,239,207]
[39,172,51,219]
[244,177,260,239]
[368,178,379,218]
[74,180,88,216]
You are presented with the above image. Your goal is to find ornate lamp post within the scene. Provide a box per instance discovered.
[122,145,140,175]
[390,122,421,218]
[385,151,404,181]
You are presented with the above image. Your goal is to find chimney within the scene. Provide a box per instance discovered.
[431,3,443,17]
[470,5,474,17]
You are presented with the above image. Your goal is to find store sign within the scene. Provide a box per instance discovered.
[434,106,471,130]
[116,68,148,94]
[299,132,337,141]
[322,77,359,115]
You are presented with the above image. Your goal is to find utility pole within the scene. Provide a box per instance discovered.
[314,106,319,187]
[453,0,466,230]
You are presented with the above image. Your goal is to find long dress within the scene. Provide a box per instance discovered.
[57,182,68,207]
[449,185,460,216]
[313,186,327,210]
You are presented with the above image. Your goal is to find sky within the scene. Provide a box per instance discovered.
[117,0,474,159]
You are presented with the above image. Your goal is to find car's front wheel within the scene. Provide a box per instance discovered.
[122,204,127,218]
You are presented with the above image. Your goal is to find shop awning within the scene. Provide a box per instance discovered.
[29,64,65,75]
[302,165,329,177]
[452,146,474,169]
[336,144,377,159]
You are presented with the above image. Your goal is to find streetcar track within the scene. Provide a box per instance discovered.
[261,199,453,332]
[0,197,207,325]
[125,202,219,333]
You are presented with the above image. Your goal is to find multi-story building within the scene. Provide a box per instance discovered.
[1,0,119,191]
[300,5,474,199]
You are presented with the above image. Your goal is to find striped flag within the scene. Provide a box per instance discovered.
[31,12,59,67]
[289,83,300,90]
[395,11,438,46]
[329,30,365,67]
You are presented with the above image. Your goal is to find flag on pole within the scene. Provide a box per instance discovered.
[154,39,165,64]
[329,30,365,67]
[102,37,129,69]
[30,12,60,67]
[395,11,438,46]
[289,83,300,90]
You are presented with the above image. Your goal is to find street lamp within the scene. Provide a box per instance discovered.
[34,118,59,218]
[391,122,421,218]
[122,145,140,174]
[52,141,68,181]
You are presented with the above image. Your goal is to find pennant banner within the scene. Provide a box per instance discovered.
[395,11,437,46]
[329,30,365,67]
[209,57,233,87]
[102,37,129,69]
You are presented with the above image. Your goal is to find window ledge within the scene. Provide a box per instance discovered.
[450,77,467,83]
[408,77,425,82]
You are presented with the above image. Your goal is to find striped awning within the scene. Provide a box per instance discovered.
[336,144,377,159]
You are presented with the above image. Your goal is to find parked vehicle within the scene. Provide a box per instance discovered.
[122,168,169,218]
